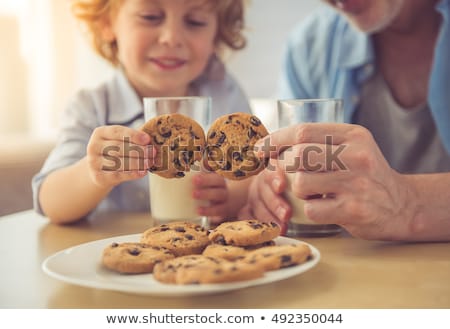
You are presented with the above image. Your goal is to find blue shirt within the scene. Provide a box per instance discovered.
[279,0,450,153]
[32,67,251,215]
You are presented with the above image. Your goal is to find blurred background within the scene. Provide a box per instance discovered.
[0,0,321,215]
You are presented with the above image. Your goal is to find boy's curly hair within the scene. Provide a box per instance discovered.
[71,0,247,66]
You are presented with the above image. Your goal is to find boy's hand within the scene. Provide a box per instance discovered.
[86,125,155,188]
[237,159,291,234]
[192,171,229,224]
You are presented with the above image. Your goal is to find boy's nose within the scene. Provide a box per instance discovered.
[158,21,184,47]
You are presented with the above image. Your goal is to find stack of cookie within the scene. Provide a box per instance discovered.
[101,220,312,285]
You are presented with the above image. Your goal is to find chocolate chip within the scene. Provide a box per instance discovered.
[128,248,141,256]
[174,227,186,233]
[281,255,292,264]
[222,162,232,171]
[175,172,185,177]
[248,127,257,139]
[161,130,172,138]
[217,132,226,145]
[209,131,216,139]
[111,242,119,248]
[214,235,226,245]
[208,257,222,264]
[242,145,250,153]
[233,170,246,178]
[153,135,164,145]
[250,116,261,126]
[185,234,194,240]
[181,151,191,165]
[232,152,243,162]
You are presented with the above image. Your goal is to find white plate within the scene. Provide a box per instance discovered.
[42,234,320,296]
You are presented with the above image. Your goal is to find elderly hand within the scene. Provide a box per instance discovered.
[249,123,421,241]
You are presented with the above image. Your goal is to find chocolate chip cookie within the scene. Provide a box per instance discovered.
[202,244,248,261]
[153,254,225,284]
[140,221,209,256]
[205,113,269,180]
[202,240,276,261]
[153,254,264,284]
[101,242,175,274]
[242,244,312,271]
[208,219,281,247]
[141,113,206,178]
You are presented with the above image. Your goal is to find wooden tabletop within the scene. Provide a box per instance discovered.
[1,210,449,308]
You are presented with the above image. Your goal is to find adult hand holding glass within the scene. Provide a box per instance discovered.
[247,122,450,241]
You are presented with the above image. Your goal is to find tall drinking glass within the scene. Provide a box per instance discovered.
[277,98,344,237]
[143,97,211,226]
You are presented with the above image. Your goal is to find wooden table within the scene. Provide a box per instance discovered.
[1,210,449,308]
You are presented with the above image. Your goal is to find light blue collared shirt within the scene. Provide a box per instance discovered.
[32,67,251,216]
[279,0,450,154]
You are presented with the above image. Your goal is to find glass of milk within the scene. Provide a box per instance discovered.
[277,98,344,237]
[143,97,211,226]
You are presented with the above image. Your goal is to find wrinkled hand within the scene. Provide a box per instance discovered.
[86,125,155,188]
[250,123,417,241]
[192,171,229,224]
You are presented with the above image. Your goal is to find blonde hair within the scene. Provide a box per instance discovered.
[71,0,247,66]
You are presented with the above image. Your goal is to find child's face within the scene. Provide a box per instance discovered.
[107,0,218,97]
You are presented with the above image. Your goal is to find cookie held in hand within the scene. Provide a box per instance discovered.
[205,113,269,180]
[141,113,206,178]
